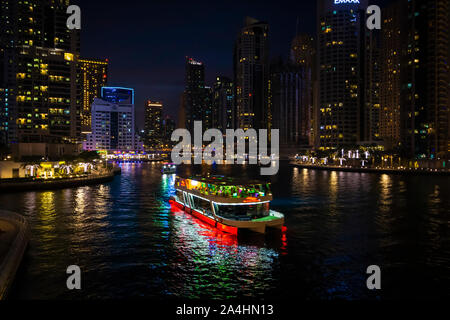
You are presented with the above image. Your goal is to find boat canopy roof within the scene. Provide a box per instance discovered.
[176,175,269,187]
[175,175,272,200]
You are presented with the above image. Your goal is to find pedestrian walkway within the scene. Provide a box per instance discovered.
[0,211,30,300]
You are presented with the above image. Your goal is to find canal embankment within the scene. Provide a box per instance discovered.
[291,162,450,176]
[0,170,117,193]
[0,211,30,300]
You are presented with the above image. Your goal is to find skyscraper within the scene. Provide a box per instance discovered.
[380,0,450,159]
[78,58,108,134]
[234,17,269,130]
[400,0,449,158]
[144,100,163,149]
[177,92,187,129]
[270,57,313,145]
[185,57,205,133]
[316,0,369,150]
[203,86,214,131]
[83,87,143,152]
[0,88,8,146]
[290,34,315,145]
[379,1,403,149]
[362,28,381,144]
[162,116,176,146]
[291,34,315,67]
[0,0,81,145]
[212,76,235,131]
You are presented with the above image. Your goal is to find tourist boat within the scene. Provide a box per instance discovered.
[162,163,177,174]
[169,175,285,234]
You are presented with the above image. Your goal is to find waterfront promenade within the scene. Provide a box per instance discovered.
[0,169,118,193]
[291,161,450,176]
[0,211,30,300]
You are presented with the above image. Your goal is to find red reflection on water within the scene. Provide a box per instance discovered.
[170,201,238,247]
[280,226,288,255]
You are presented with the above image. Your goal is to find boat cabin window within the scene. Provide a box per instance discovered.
[176,190,184,202]
[191,195,212,214]
[214,203,270,221]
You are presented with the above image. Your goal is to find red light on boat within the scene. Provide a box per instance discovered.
[282,226,288,233]
[243,197,260,203]
[169,200,238,236]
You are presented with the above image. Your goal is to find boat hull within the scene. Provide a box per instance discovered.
[170,198,284,235]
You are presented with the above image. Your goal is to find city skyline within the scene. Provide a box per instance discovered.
[0,0,448,305]
[74,0,390,128]
[0,0,447,159]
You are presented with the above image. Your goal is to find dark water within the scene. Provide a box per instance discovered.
[1,162,449,300]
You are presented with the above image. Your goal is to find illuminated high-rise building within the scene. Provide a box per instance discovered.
[289,34,315,145]
[379,1,403,149]
[83,87,143,152]
[380,0,450,158]
[78,58,108,134]
[0,0,81,145]
[316,0,369,150]
[144,100,163,149]
[0,88,9,146]
[362,28,382,145]
[184,57,205,133]
[400,0,449,159]
[203,86,213,131]
[291,34,314,68]
[212,76,234,131]
[234,17,269,130]
[270,57,313,145]
[163,116,176,146]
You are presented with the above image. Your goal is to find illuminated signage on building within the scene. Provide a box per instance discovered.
[334,0,360,4]
[188,58,203,66]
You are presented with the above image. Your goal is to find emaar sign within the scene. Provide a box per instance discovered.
[334,0,360,3]
[330,0,381,30]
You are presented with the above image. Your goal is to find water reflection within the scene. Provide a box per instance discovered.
[379,174,393,212]
[38,192,56,233]
[169,204,280,299]
[0,162,447,300]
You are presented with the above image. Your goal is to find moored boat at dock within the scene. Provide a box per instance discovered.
[162,163,177,174]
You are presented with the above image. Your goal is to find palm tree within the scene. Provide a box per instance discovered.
[20,159,42,178]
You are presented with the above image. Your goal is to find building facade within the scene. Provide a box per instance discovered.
[316,0,369,150]
[362,29,381,145]
[380,0,450,158]
[162,116,176,147]
[0,88,9,146]
[399,0,449,158]
[83,87,143,152]
[379,1,403,149]
[78,58,108,135]
[184,57,206,133]
[212,76,234,131]
[270,58,312,145]
[234,17,270,130]
[0,0,81,145]
[290,34,315,146]
[144,100,163,149]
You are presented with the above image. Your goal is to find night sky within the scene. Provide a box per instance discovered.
[74,0,389,130]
